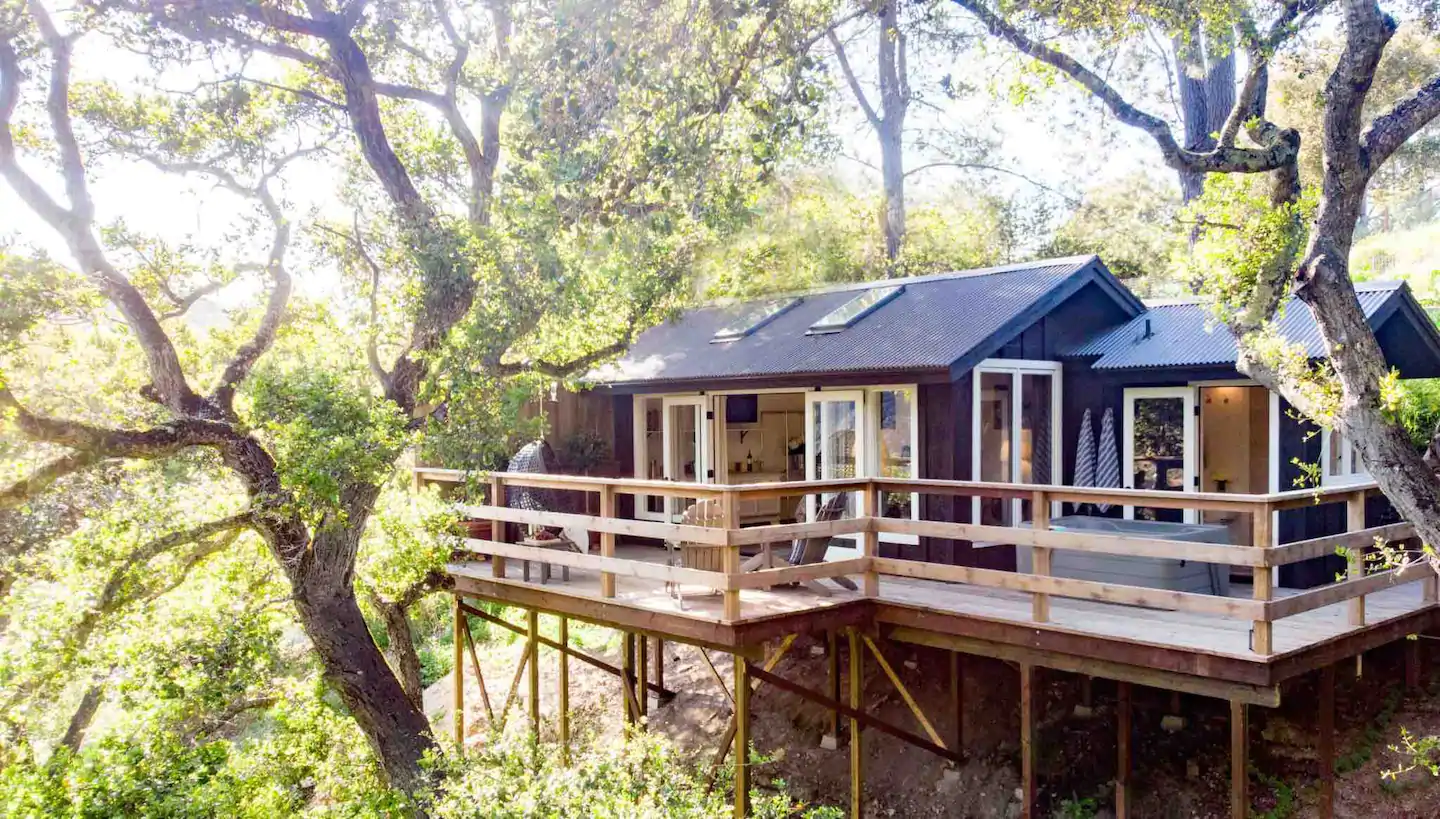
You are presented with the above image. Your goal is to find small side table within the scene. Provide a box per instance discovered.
[519,536,582,584]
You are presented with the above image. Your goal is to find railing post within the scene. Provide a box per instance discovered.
[1347,490,1366,627]
[490,476,506,579]
[861,481,880,597]
[1252,502,1273,655]
[599,485,616,598]
[1031,490,1051,623]
[453,595,465,747]
[723,490,742,621]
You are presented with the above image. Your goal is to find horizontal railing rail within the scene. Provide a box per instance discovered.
[425,469,1436,654]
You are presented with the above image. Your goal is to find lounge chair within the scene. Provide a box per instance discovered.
[740,493,859,593]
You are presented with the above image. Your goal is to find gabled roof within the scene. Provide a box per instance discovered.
[1067,280,1440,371]
[589,255,1144,387]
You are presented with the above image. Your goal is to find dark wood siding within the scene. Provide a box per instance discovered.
[612,394,635,518]
[1274,397,1401,587]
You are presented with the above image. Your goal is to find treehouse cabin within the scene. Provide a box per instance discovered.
[573,255,1440,586]
[419,255,1440,819]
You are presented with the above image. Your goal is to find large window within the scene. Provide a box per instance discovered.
[972,361,1061,528]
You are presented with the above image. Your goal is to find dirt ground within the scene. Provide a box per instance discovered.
[425,625,1440,818]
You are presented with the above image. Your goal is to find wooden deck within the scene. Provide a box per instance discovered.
[449,539,1437,701]
[433,470,1440,819]
[437,470,1439,700]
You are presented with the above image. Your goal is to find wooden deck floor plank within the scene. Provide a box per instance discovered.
[450,546,1435,671]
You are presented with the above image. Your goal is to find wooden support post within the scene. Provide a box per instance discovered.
[526,608,540,737]
[1116,681,1131,819]
[599,486,616,598]
[827,630,842,745]
[1020,664,1037,819]
[1252,504,1273,655]
[722,493,743,620]
[490,476,507,578]
[848,628,864,819]
[1031,491,1051,623]
[949,651,964,760]
[1347,490,1366,627]
[653,637,665,693]
[637,630,650,723]
[734,654,751,819]
[559,616,570,763]
[1319,664,1335,819]
[622,632,636,726]
[861,483,880,597]
[1230,699,1248,819]
[453,596,465,747]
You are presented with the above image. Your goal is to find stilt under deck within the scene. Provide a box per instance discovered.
[427,470,1440,818]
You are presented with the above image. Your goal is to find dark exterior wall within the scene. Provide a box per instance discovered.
[612,394,636,518]
[1274,397,1401,587]
[992,282,1136,363]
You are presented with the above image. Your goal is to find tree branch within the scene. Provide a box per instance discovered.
[0,450,106,512]
[0,382,240,458]
[0,17,205,417]
[1361,71,1440,178]
[828,28,880,130]
[951,0,1300,176]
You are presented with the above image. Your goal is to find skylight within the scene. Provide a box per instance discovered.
[806,285,904,335]
[710,298,801,343]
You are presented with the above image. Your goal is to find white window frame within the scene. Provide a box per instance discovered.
[970,359,1064,529]
[1320,428,1370,487]
[864,386,921,545]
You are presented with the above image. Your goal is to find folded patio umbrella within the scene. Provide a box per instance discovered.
[1095,406,1122,512]
[505,441,557,512]
[1073,408,1096,515]
[1074,409,1096,488]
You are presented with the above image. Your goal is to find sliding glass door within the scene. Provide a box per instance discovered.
[805,390,865,532]
[971,361,1061,526]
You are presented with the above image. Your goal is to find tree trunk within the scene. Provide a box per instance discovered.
[877,0,907,264]
[1173,27,1236,202]
[57,681,104,754]
[371,591,426,711]
[293,582,437,795]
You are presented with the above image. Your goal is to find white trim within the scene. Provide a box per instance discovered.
[1122,386,1197,524]
[660,395,711,521]
[633,395,665,521]
[1269,390,1281,554]
[970,359,1064,530]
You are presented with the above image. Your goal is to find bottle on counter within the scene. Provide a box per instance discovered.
[745,451,753,473]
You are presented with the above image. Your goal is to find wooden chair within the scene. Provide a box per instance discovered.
[741,493,859,593]
[665,499,726,608]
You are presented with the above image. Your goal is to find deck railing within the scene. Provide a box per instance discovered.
[417,468,1440,656]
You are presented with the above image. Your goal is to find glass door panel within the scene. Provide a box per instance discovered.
[805,391,865,529]
[977,371,1014,526]
[1123,388,1195,523]
[662,396,710,522]
[634,397,665,521]
[873,388,916,525]
[1018,373,1054,520]
[972,363,1061,528]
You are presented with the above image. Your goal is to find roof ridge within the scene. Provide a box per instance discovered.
[703,254,1099,307]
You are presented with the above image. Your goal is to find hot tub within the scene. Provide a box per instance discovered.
[1017,515,1235,596]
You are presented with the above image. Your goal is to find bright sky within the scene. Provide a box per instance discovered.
[0,6,1300,322]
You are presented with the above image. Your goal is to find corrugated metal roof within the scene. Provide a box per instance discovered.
[590,256,1124,385]
[1068,281,1407,370]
